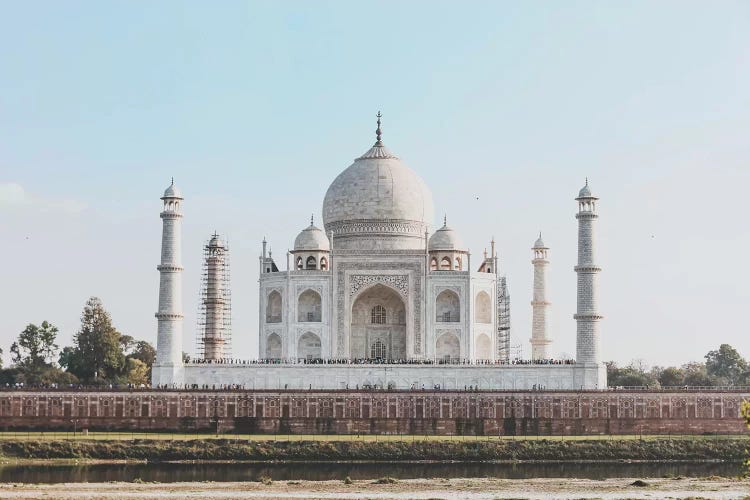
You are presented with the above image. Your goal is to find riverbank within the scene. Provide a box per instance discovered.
[0,438,746,461]
[0,477,748,500]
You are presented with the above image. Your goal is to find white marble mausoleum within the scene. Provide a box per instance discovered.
[152,115,607,390]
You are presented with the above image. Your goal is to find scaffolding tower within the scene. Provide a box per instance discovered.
[196,233,232,360]
[497,276,511,361]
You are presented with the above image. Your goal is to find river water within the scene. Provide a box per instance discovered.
[0,461,741,483]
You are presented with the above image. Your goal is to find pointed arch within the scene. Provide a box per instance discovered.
[475,334,492,359]
[266,333,282,359]
[475,291,491,324]
[298,332,321,360]
[436,289,460,322]
[266,291,282,323]
[436,332,460,360]
[298,289,322,322]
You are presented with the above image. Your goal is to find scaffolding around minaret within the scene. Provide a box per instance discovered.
[195,233,232,360]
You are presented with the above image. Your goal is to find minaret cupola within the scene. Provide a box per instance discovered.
[428,216,468,271]
[292,215,331,271]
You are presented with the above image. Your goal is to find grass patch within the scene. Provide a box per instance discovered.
[0,438,746,462]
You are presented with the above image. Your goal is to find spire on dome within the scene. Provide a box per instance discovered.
[375,111,382,145]
[311,214,315,226]
[443,214,447,227]
[357,111,399,160]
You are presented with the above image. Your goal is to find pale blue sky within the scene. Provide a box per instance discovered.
[1,1,749,367]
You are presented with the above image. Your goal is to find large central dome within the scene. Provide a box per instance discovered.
[322,118,434,250]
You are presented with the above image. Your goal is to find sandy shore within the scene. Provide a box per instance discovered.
[0,477,748,500]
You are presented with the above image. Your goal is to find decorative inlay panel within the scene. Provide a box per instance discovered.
[350,275,408,298]
[335,260,423,356]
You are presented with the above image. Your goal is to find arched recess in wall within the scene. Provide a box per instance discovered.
[475,333,492,360]
[350,284,406,360]
[266,333,282,359]
[435,332,460,360]
[305,256,317,270]
[297,331,321,359]
[435,289,460,322]
[266,291,282,323]
[475,291,491,324]
[298,289,322,322]
[320,257,328,270]
[440,257,451,270]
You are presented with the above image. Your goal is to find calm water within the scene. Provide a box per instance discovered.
[0,462,742,483]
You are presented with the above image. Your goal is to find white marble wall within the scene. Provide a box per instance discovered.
[181,363,606,390]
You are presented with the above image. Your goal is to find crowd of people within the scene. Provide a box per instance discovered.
[187,357,577,366]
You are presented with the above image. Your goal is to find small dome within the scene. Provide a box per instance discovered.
[577,179,594,198]
[208,233,224,248]
[163,180,183,199]
[294,220,330,251]
[533,234,546,249]
[429,220,465,251]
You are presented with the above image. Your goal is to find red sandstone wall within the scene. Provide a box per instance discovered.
[0,390,746,435]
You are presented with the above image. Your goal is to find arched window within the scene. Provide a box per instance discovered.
[454,257,461,270]
[305,256,317,270]
[266,333,282,359]
[371,305,387,324]
[266,291,282,323]
[297,289,322,322]
[475,291,491,324]
[436,289,460,322]
[320,257,328,271]
[430,258,438,271]
[440,257,451,270]
[296,257,304,270]
[370,339,386,359]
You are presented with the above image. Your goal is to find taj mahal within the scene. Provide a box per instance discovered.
[152,115,607,390]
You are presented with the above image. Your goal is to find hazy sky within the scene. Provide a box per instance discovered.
[1,1,749,368]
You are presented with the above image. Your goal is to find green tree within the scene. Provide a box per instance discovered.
[705,344,747,385]
[129,341,156,367]
[0,347,3,369]
[63,297,125,382]
[10,321,59,368]
[124,358,149,386]
[657,366,685,387]
[606,361,659,387]
[682,361,720,386]
[128,340,156,378]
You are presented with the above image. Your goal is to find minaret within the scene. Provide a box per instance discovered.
[153,179,184,386]
[530,233,551,360]
[202,233,229,361]
[574,179,603,364]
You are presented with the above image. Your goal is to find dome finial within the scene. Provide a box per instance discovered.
[443,214,447,227]
[375,111,382,145]
[310,214,314,226]
[171,176,174,185]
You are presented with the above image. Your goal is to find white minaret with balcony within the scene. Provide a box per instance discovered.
[574,179,603,364]
[530,234,551,360]
[152,179,185,386]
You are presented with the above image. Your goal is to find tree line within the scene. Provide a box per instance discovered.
[606,344,749,387]
[0,297,155,386]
